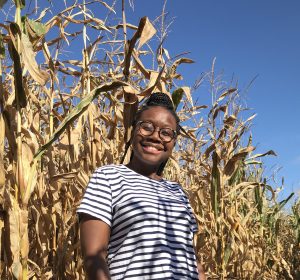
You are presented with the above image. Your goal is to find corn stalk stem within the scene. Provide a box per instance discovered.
[13,2,29,279]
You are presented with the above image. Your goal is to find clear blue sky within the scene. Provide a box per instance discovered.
[126,0,300,200]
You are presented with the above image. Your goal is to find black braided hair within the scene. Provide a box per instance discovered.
[121,92,180,176]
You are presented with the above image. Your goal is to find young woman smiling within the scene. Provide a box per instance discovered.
[77,93,206,280]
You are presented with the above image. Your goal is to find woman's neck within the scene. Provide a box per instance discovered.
[126,161,162,181]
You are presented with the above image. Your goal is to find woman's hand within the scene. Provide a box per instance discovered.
[80,213,111,280]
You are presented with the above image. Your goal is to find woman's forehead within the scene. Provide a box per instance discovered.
[137,106,177,126]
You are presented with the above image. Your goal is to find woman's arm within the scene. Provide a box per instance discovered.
[80,213,111,280]
[193,241,207,280]
[197,262,207,280]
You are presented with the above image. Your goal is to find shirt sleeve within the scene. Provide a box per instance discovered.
[186,199,198,233]
[178,186,199,233]
[77,168,112,227]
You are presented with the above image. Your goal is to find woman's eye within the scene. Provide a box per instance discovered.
[141,124,153,131]
[161,129,172,137]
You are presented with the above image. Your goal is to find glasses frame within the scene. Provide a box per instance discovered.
[136,121,177,143]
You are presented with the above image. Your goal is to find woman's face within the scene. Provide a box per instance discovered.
[130,106,177,169]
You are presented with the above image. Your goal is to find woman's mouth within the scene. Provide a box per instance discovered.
[141,143,163,154]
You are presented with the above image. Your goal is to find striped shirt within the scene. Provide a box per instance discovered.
[77,164,199,280]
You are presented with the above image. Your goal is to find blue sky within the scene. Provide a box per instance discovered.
[126,0,300,200]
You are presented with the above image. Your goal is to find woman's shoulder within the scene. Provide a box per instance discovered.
[161,177,182,187]
[162,179,191,197]
[93,164,124,173]
[92,164,131,177]
[160,178,185,193]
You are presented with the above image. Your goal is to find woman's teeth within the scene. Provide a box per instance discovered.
[145,146,158,151]
[142,144,161,153]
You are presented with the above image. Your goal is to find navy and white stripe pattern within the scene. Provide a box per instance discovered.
[77,164,199,280]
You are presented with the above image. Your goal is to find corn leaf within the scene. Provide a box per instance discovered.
[8,39,27,108]
[33,80,127,161]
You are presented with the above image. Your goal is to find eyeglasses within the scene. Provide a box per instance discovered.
[136,121,177,143]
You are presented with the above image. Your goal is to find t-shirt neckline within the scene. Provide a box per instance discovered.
[121,164,165,183]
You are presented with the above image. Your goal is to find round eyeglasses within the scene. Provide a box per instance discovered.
[136,121,177,143]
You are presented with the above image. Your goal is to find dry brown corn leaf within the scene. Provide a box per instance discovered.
[107,115,117,140]
[19,208,29,261]
[181,86,193,106]
[114,23,138,30]
[137,17,156,49]
[50,172,78,184]
[132,50,150,79]
[224,182,259,198]
[6,193,22,279]
[76,170,89,188]
[20,32,49,85]
[139,67,165,97]
[224,146,255,177]
[168,156,181,176]
[216,88,237,103]
[21,141,35,182]
[86,36,104,59]
[204,143,216,159]
[123,17,156,79]
[212,105,227,120]
[169,57,194,78]
[7,35,27,108]
[247,150,277,160]
[154,78,168,94]
[123,85,139,142]
[156,46,166,66]
[224,115,237,127]
[244,113,257,124]
[21,127,39,155]
[82,13,111,32]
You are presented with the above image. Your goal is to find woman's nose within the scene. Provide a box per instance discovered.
[149,128,161,141]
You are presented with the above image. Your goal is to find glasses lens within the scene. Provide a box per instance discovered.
[138,121,175,142]
[159,128,174,142]
[139,122,154,136]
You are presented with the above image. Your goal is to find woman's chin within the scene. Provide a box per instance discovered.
[133,152,165,168]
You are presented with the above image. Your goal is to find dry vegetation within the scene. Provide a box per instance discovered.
[0,0,299,279]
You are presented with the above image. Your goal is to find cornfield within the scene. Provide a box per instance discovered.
[0,1,299,279]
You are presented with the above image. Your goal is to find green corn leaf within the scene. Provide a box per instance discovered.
[24,17,48,42]
[275,193,294,213]
[33,80,128,162]
[224,237,233,266]
[254,184,263,215]
[27,19,47,36]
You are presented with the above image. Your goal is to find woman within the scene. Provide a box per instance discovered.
[77,92,206,279]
